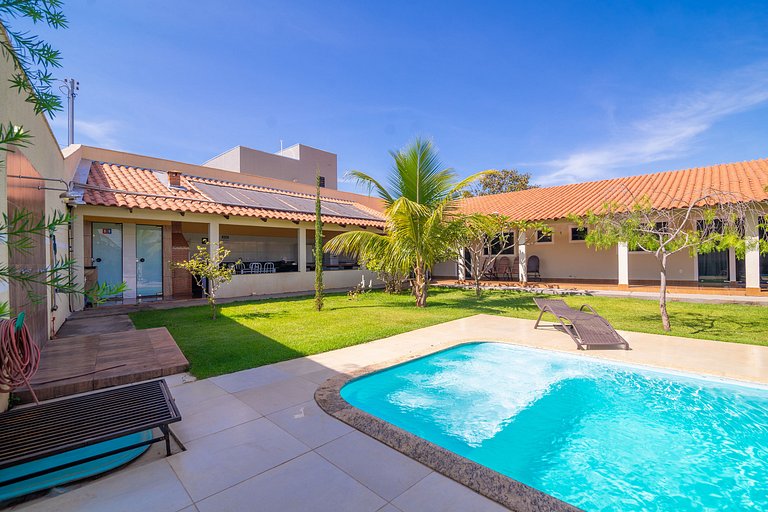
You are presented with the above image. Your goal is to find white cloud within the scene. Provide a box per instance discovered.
[51,117,122,149]
[537,62,768,185]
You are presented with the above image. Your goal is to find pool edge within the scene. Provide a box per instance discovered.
[314,345,582,512]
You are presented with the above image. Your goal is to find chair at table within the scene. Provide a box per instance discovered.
[264,262,276,273]
[235,262,246,275]
[250,262,262,274]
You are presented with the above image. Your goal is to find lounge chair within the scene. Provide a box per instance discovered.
[0,380,182,493]
[533,298,630,350]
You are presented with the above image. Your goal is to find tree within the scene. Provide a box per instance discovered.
[462,169,538,197]
[314,167,324,311]
[575,189,767,331]
[325,138,486,307]
[459,214,551,297]
[360,251,409,294]
[174,242,235,320]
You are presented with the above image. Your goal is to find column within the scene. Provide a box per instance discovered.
[745,212,761,295]
[122,223,137,300]
[618,242,629,290]
[298,227,307,272]
[517,230,527,282]
[208,220,220,257]
[728,248,737,282]
[70,211,86,310]
[457,250,465,281]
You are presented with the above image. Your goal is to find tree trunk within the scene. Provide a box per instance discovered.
[474,274,482,298]
[659,255,671,331]
[414,265,428,307]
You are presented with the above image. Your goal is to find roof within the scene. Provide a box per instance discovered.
[78,162,385,228]
[460,158,768,221]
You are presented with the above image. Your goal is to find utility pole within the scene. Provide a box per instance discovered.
[61,78,79,146]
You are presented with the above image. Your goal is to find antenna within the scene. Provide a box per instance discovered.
[60,78,79,146]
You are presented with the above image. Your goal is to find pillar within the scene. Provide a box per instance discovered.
[728,248,737,282]
[618,242,629,290]
[298,227,307,272]
[70,210,86,310]
[745,212,761,295]
[122,223,137,300]
[518,231,527,282]
[208,220,220,256]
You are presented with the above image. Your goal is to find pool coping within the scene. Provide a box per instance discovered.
[314,343,582,512]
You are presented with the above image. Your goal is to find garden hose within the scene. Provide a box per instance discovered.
[0,314,40,404]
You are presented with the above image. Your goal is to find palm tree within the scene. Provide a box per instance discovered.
[325,138,485,307]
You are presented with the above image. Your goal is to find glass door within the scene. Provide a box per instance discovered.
[92,222,123,297]
[697,251,729,283]
[136,225,163,297]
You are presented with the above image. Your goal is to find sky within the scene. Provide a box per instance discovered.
[18,0,768,192]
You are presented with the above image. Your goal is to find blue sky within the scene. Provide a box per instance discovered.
[26,0,768,191]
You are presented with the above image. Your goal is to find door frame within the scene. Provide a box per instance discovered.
[135,224,164,298]
[91,222,124,298]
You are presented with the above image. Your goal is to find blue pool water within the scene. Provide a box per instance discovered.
[341,343,768,511]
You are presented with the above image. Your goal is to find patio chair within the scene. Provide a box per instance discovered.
[250,262,262,274]
[264,262,276,273]
[533,298,630,350]
[495,256,512,280]
[527,255,541,282]
[510,256,520,281]
[235,262,247,275]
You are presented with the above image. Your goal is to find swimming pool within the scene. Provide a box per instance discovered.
[340,343,768,511]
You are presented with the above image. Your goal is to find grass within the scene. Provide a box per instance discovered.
[129,287,768,379]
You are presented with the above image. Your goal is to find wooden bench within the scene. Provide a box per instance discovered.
[0,379,182,488]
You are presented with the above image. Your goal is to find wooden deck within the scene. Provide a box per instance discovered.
[16,327,189,403]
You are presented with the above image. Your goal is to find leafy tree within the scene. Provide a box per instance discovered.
[174,242,235,320]
[575,189,767,331]
[361,252,408,293]
[462,169,538,197]
[459,213,551,297]
[0,0,66,118]
[314,168,324,311]
[325,138,486,307]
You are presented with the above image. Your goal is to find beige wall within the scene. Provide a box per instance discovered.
[445,219,701,283]
[0,29,73,336]
[219,269,377,298]
[203,143,338,190]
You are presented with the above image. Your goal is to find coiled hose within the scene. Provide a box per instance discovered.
[0,317,40,404]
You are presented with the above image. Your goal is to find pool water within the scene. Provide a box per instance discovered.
[341,343,768,511]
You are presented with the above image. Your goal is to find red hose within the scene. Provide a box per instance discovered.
[0,318,40,404]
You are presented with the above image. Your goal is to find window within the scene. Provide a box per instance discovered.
[536,230,553,243]
[483,233,515,255]
[319,176,326,188]
[570,227,588,241]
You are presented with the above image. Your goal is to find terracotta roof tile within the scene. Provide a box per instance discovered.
[460,158,768,221]
[81,162,385,228]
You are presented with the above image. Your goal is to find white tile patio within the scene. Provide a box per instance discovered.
[11,314,768,511]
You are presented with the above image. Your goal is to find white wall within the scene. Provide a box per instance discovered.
[219,269,378,298]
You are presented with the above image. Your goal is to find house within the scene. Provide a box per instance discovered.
[436,160,768,295]
[62,145,384,306]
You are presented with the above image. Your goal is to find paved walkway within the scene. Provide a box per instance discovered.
[12,315,768,511]
[436,281,768,305]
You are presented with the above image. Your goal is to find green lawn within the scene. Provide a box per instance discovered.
[129,288,768,379]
